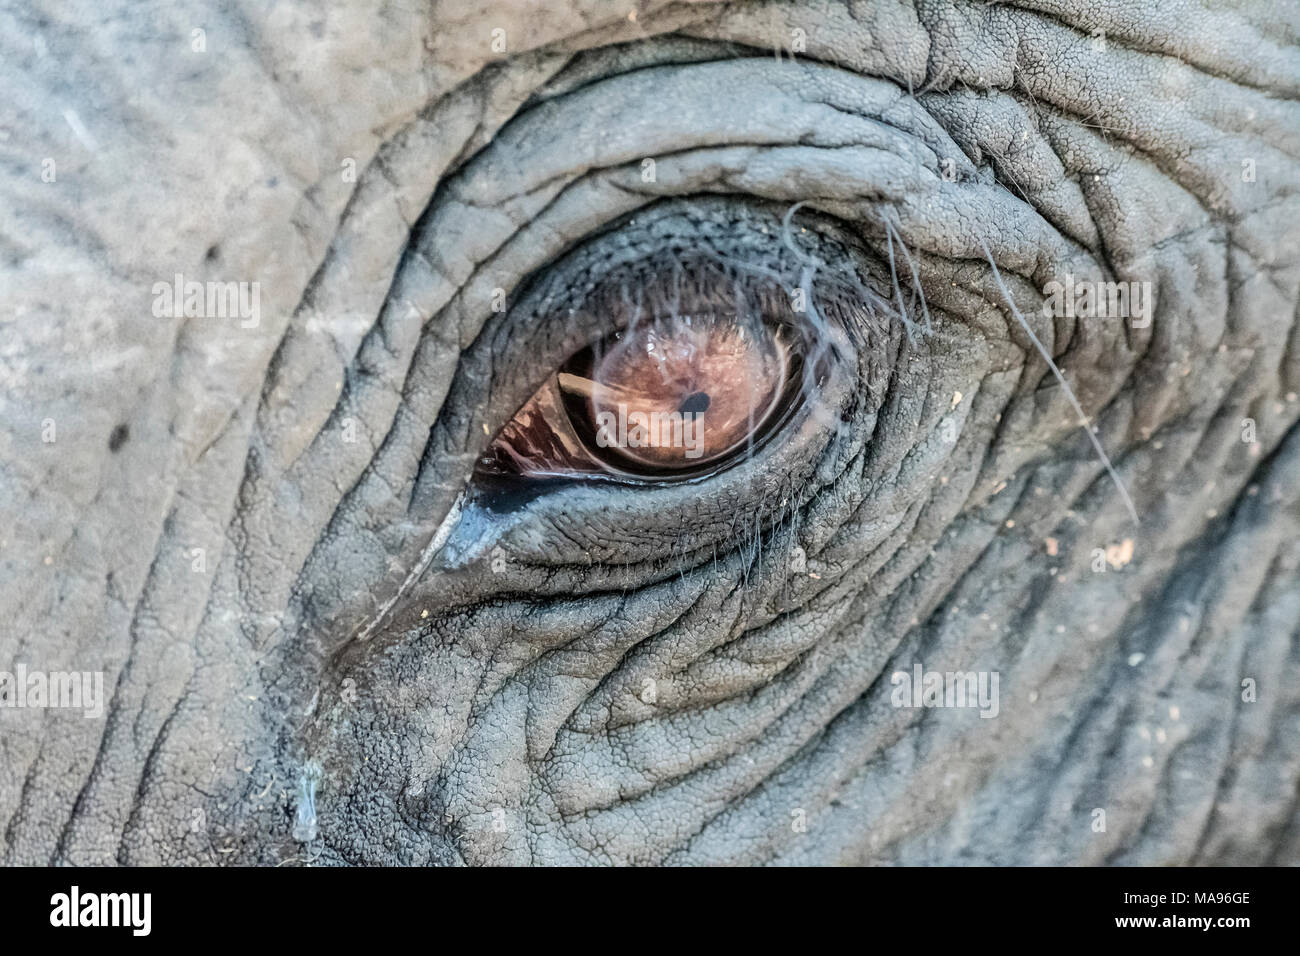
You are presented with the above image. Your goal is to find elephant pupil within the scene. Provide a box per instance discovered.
[679,392,710,415]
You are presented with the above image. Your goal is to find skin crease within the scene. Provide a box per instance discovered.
[1,0,1299,866]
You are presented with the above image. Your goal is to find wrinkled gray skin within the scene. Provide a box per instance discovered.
[2,0,1299,866]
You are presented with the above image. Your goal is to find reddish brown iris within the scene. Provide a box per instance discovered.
[477,311,801,482]
[560,315,789,470]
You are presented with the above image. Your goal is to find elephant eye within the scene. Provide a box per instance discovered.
[475,274,818,485]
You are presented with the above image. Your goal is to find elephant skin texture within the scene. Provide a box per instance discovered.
[1,0,1299,866]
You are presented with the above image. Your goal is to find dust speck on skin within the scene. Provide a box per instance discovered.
[1105,538,1135,569]
[108,423,129,452]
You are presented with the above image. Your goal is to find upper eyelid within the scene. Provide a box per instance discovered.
[407,57,1017,334]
